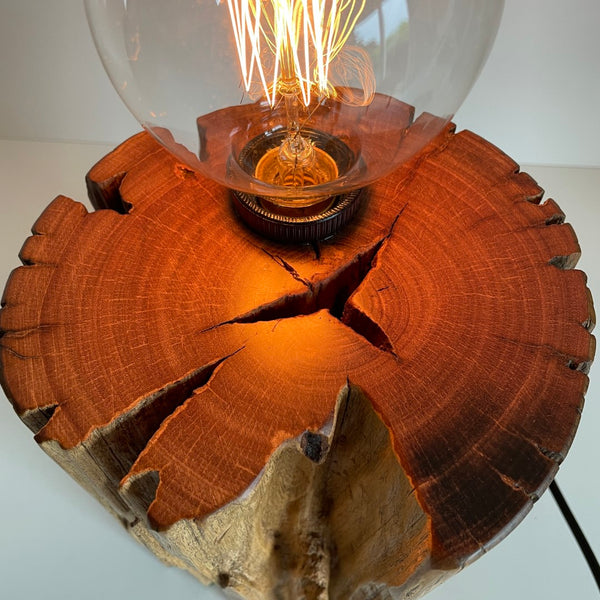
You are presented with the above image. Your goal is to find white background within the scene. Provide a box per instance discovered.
[0,1,599,599]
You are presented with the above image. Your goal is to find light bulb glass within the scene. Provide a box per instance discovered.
[84,0,504,208]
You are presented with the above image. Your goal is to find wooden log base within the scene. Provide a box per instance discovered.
[0,126,595,599]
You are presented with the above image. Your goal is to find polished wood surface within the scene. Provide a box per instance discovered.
[0,128,594,598]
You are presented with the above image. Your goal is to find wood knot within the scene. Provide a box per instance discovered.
[300,431,329,464]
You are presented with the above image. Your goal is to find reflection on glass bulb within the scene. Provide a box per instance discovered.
[85,0,504,239]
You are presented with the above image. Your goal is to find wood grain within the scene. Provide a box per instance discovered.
[0,126,594,598]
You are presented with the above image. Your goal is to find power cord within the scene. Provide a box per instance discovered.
[550,480,600,593]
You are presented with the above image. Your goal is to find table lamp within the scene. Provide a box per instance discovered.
[1,2,594,599]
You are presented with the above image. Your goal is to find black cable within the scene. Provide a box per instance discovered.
[550,479,600,593]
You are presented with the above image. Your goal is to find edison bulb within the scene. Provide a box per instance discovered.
[85,0,504,238]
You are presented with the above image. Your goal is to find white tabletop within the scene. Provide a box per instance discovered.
[0,139,598,600]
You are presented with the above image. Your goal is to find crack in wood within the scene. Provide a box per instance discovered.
[0,323,55,339]
[310,241,321,261]
[86,171,130,213]
[536,444,564,463]
[0,345,37,360]
[26,351,248,530]
[545,213,565,226]
[18,403,59,435]
[491,332,593,375]
[471,446,540,503]
[548,253,581,270]
[114,348,247,511]
[260,249,314,291]
[202,211,404,359]
[38,350,241,464]
[246,384,433,599]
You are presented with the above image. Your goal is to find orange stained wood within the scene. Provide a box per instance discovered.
[0,124,594,570]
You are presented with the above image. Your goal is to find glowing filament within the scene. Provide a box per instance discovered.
[224,0,366,106]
